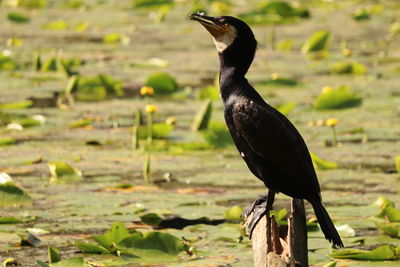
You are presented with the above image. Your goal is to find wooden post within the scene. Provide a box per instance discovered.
[246,198,308,267]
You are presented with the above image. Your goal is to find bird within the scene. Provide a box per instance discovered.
[190,12,343,248]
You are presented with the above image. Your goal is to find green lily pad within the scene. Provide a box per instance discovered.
[0,100,32,109]
[18,0,47,8]
[51,257,90,267]
[7,12,30,23]
[140,213,163,226]
[383,206,400,222]
[375,221,400,238]
[270,208,288,225]
[117,231,187,258]
[103,33,130,44]
[0,182,31,207]
[145,72,178,95]
[276,102,296,116]
[76,242,110,254]
[310,152,338,170]
[395,156,400,175]
[191,99,212,131]
[313,85,362,110]
[302,30,331,54]
[42,20,68,30]
[137,123,173,139]
[0,137,16,146]
[68,119,94,128]
[330,245,400,260]
[330,61,366,75]
[197,86,219,100]
[224,206,243,222]
[0,216,23,224]
[0,53,17,71]
[48,162,82,184]
[239,1,309,25]
[202,122,233,148]
[48,247,61,264]
[93,222,131,252]
[132,0,174,9]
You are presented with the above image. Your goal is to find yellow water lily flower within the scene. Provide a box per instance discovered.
[322,86,333,94]
[270,73,279,80]
[326,118,339,127]
[140,86,155,96]
[145,104,157,113]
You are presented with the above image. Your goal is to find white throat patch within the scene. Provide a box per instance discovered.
[212,25,237,53]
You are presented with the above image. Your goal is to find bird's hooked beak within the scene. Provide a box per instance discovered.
[189,12,228,38]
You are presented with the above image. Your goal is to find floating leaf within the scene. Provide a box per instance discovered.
[277,39,293,51]
[0,53,16,71]
[93,222,131,252]
[0,216,23,224]
[374,196,395,209]
[18,0,47,8]
[68,118,94,128]
[145,72,178,95]
[224,206,243,222]
[103,33,130,44]
[302,30,331,54]
[48,162,82,183]
[276,102,296,116]
[352,8,371,21]
[140,213,163,226]
[137,123,173,139]
[197,86,219,100]
[330,61,366,75]
[7,12,30,23]
[0,137,16,147]
[48,247,61,264]
[270,208,288,224]
[41,57,58,71]
[313,85,362,110]
[191,99,212,131]
[74,22,89,32]
[202,122,232,148]
[76,242,110,254]
[383,206,400,222]
[76,75,123,101]
[117,231,186,258]
[0,182,31,207]
[0,100,32,109]
[310,152,338,170]
[132,0,174,9]
[330,245,400,260]
[375,221,400,238]
[51,257,89,267]
[239,1,309,25]
[42,20,68,30]
[395,156,400,175]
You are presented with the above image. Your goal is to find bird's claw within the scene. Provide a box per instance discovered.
[242,194,268,219]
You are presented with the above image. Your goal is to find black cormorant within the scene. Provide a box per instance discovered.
[190,13,343,247]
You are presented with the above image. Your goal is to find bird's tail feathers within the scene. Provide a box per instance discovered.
[312,201,344,248]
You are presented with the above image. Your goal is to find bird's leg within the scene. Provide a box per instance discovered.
[244,190,275,240]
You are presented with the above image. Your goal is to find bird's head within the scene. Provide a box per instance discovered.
[190,13,257,76]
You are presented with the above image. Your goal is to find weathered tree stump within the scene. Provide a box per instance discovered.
[245,198,308,267]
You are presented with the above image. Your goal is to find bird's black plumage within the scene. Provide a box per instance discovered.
[190,13,343,247]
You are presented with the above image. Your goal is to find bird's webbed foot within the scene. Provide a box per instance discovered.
[243,191,275,239]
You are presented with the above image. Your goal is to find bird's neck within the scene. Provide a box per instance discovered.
[218,54,250,101]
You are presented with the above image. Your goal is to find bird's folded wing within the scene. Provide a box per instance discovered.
[232,102,316,180]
